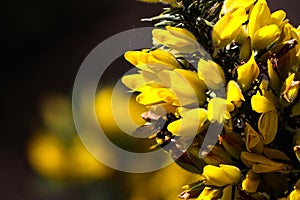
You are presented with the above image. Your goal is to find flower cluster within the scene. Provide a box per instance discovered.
[122,0,300,199]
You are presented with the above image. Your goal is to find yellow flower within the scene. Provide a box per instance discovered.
[198,59,225,90]
[241,151,287,173]
[207,98,234,124]
[212,7,248,48]
[251,92,277,113]
[123,51,208,107]
[237,52,260,91]
[248,0,281,50]
[152,26,200,53]
[158,69,207,106]
[242,170,261,193]
[202,164,241,187]
[221,0,256,14]
[226,80,245,107]
[167,108,207,136]
[124,49,180,72]
[251,91,278,144]
[244,122,264,154]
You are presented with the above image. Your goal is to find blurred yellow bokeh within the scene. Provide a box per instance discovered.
[95,85,147,134]
[27,86,200,199]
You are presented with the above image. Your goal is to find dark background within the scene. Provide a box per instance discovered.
[0,0,298,199]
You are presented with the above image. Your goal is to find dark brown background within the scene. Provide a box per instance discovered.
[1,0,299,199]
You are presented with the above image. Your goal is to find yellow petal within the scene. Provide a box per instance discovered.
[244,123,264,154]
[226,80,245,107]
[166,26,198,43]
[222,0,256,13]
[125,49,179,72]
[152,26,200,53]
[157,69,206,105]
[203,165,232,187]
[150,49,180,69]
[252,24,281,50]
[208,98,233,123]
[271,10,286,26]
[136,87,165,105]
[212,7,248,48]
[198,59,225,90]
[239,36,252,61]
[121,74,146,90]
[237,52,260,91]
[248,0,271,39]
[289,189,300,200]
[258,110,278,144]
[167,108,207,136]
[251,94,276,113]
[203,164,241,187]
[219,164,242,184]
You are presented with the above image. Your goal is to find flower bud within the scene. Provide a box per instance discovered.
[202,164,241,187]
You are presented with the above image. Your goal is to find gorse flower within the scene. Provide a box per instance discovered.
[121,0,300,199]
[152,26,201,53]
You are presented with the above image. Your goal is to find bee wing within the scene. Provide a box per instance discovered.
[131,124,160,138]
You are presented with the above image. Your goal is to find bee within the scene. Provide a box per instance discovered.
[132,112,178,149]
